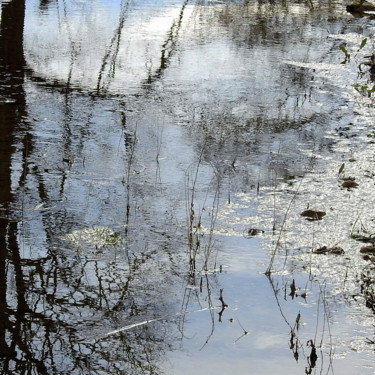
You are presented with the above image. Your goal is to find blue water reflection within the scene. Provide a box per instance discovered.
[0,0,374,373]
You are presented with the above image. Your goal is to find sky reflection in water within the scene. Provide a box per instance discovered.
[1,0,375,374]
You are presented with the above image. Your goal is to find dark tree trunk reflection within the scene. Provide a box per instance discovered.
[0,3,178,372]
[0,0,26,362]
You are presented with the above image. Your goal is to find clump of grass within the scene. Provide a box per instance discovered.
[63,226,122,250]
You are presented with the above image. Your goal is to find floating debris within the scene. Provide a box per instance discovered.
[61,226,122,251]
[361,266,375,311]
[351,234,375,244]
[313,246,344,255]
[346,0,375,14]
[300,209,326,221]
[246,227,265,237]
[361,255,375,262]
[360,246,375,254]
[341,179,359,189]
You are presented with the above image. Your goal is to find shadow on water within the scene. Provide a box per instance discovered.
[1,0,375,373]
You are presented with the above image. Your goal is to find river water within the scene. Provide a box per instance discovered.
[1,0,375,373]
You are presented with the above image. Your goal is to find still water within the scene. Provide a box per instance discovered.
[1,0,375,373]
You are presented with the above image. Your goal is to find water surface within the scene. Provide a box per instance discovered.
[1,0,375,373]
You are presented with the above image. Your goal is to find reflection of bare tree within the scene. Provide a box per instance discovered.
[38,0,56,13]
[177,270,225,351]
[96,0,130,94]
[158,0,346,196]
[266,274,339,374]
[266,275,314,371]
[142,0,190,89]
[0,211,176,373]
[0,0,27,361]
[0,0,70,369]
[0,2,185,374]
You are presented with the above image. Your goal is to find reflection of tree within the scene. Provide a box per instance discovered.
[0,0,27,362]
[0,2,183,374]
[156,0,345,197]
[96,0,130,94]
[95,0,190,93]
[177,270,226,351]
[267,275,306,361]
[266,274,337,374]
[19,251,174,374]
[142,0,190,89]
[39,0,56,13]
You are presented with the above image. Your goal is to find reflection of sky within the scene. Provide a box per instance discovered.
[24,0,194,93]
[23,0,339,107]
[167,253,374,374]
[16,1,375,373]
[164,210,375,374]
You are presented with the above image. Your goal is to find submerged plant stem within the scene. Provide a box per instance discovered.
[265,177,304,275]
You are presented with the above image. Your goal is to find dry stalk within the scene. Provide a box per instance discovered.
[122,124,137,237]
[265,176,304,275]
[185,146,204,277]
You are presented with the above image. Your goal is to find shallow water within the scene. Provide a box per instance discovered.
[1,0,375,373]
